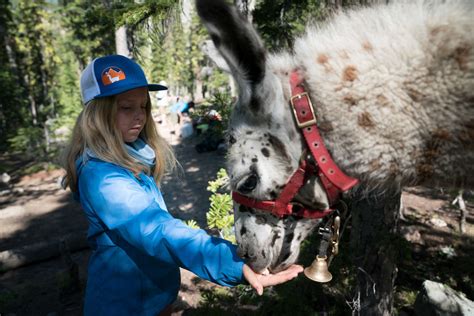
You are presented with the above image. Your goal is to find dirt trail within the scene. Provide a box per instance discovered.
[0,118,225,315]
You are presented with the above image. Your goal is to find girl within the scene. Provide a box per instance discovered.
[62,55,302,316]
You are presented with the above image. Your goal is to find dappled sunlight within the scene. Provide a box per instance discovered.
[157,123,226,227]
[178,202,194,212]
[155,115,184,147]
[0,168,66,209]
[0,188,86,253]
[0,214,30,236]
[186,166,200,173]
[402,187,474,238]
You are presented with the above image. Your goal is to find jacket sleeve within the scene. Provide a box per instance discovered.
[79,164,244,286]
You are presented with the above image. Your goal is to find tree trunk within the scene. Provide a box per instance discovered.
[115,25,130,57]
[235,0,256,22]
[195,77,204,101]
[349,190,401,315]
[27,88,38,125]
[181,0,193,31]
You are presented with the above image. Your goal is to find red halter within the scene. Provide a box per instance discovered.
[232,71,359,219]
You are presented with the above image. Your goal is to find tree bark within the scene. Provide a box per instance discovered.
[349,190,401,315]
[27,88,38,125]
[195,77,203,101]
[234,0,256,22]
[115,25,131,57]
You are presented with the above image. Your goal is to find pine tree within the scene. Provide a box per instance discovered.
[9,0,54,156]
[0,0,28,150]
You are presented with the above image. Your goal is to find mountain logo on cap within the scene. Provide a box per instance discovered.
[101,67,126,86]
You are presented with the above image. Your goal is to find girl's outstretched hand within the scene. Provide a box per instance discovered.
[242,264,304,296]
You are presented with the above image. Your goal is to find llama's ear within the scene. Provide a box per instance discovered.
[196,0,266,88]
[201,40,231,73]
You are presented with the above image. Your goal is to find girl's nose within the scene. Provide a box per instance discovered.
[134,108,146,120]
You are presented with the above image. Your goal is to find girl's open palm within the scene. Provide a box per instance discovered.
[243,264,304,295]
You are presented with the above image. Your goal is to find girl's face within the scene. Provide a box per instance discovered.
[116,87,148,143]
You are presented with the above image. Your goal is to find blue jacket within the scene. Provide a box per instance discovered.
[75,155,244,315]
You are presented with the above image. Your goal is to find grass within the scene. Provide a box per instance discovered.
[0,289,18,311]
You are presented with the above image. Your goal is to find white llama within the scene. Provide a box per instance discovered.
[197,0,473,314]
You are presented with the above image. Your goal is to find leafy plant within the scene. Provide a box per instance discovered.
[207,168,229,193]
[185,219,200,229]
[206,168,235,243]
[8,126,45,157]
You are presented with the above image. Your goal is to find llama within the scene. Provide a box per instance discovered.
[102,68,125,85]
[106,72,120,83]
[196,0,473,313]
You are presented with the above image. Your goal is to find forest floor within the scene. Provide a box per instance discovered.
[0,116,473,315]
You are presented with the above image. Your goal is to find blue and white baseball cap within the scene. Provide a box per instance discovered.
[80,54,167,105]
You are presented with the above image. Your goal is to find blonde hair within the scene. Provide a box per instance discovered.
[62,94,176,193]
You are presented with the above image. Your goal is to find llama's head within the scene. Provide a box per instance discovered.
[197,0,329,273]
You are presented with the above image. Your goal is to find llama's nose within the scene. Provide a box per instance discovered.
[237,245,257,261]
[236,245,248,259]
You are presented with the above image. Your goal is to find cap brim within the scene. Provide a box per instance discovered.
[148,84,167,91]
[92,83,168,102]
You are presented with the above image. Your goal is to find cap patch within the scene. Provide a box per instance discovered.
[101,67,126,86]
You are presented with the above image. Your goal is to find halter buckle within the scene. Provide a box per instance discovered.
[290,92,317,128]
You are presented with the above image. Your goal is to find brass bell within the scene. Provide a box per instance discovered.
[304,255,333,283]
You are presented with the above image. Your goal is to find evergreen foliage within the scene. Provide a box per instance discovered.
[0,0,27,150]
[253,0,330,51]
[0,0,234,156]
[115,0,177,28]
[206,168,235,243]
[59,0,117,68]
[8,0,54,156]
[184,219,200,229]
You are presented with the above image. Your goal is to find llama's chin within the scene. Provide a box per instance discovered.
[248,264,270,275]
[268,262,292,274]
[258,268,270,276]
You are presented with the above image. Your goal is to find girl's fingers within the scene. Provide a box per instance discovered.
[243,264,304,295]
[242,264,263,295]
[258,264,304,287]
[274,264,304,276]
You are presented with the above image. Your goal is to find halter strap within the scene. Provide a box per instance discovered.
[231,70,359,219]
[289,71,358,204]
[232,160,334,219]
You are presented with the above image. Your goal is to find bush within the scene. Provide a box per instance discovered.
[206,168,235,243]
[191,91,233,139]
[8,126,45,158]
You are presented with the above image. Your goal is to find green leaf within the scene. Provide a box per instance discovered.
[184,219,200,229]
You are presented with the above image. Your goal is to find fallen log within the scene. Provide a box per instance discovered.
[0,232,88,272]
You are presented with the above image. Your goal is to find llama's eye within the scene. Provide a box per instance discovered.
[238,174,258,194]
